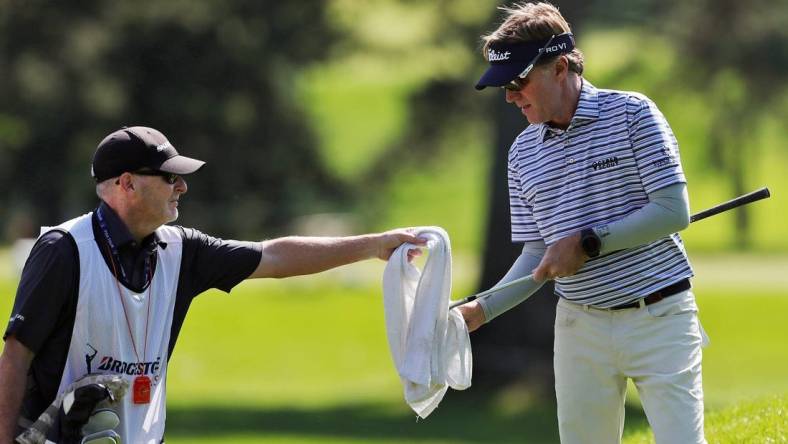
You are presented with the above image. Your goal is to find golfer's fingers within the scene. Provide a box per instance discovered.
[457,302,485,332]
[406,248,423,262]
[532,262,549,283]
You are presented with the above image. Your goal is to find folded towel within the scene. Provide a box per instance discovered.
[382,227,472,418]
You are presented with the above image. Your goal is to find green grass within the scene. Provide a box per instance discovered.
[624,395,788,444]
[1,253,786,442]
[163,271,788,443]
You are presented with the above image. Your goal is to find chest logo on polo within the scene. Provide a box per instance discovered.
[591,156,619,171]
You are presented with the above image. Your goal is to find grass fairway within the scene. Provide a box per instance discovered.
[1,253,786,442]
[624,395,788,444]
[161,255,787,443]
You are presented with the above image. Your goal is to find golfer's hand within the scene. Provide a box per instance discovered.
[533,232,587,283]
[376,228,426,261]
[457,301,486,332]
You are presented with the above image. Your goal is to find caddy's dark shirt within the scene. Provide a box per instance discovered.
[3,201,262,421]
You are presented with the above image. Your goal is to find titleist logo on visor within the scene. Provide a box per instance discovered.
[488,49,512,61]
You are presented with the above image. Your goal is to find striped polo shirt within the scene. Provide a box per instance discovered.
[508,80,693,307]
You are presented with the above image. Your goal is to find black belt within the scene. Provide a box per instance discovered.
[609,278,691,310]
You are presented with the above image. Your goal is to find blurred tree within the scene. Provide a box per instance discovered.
[298,0,554,391]
[326,0,610,395]
[0,0,345,240]
[472,0,595,395]
[662,0,788,248]
[315,0,594,394]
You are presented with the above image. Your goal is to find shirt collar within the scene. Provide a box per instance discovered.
[538,78,600,142]
[573,79,599,121]
[95,201,165,250]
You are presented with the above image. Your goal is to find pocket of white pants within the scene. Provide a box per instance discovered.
[555,300,577,328]
[645,291,697,318]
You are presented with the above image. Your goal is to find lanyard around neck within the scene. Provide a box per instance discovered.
[96,206,155,364]
[96,206,151,284]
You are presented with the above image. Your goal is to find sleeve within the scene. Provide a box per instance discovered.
[595,182,690,254]
[3,231,78,354]
[509,153,541,242]
[177,227,263,296]
[628,96,687,193]
[477,240,547,322]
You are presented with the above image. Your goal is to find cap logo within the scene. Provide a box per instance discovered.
[544,42,568,54]
[156,142,172,152]
[488,49,511,62]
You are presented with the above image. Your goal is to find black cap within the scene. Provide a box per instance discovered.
[91,126,205,182]
[475,33,575,90]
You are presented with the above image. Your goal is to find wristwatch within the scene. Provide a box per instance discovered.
[580,228,601,258]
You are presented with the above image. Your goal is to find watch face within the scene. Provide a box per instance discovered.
[581,230,601,257]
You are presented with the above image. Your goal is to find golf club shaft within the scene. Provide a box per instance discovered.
[449,187,772,309]
[689,187,770,223]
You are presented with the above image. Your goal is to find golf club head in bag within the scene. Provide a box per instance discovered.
[80,429,121,444]
[80,409,121,444]
[15,375,127,444]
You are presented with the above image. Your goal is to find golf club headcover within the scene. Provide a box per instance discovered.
[59,384,114,443]
[15,375,128,444]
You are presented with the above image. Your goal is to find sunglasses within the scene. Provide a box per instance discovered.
[501,34,557,92]
[132,169,181,184]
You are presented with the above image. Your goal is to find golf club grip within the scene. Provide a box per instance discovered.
[690,187,770,223]
[449,296,476,310]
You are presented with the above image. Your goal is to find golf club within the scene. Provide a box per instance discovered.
[449,186,772,309]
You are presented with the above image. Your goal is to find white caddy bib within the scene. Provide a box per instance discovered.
[44,213,182,443]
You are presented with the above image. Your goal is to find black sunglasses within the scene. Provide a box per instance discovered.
[132,169,180,184]
[501,34,557,92]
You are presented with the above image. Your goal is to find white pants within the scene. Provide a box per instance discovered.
[554,290,708,444]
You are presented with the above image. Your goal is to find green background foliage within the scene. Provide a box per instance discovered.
[1,0,786,442]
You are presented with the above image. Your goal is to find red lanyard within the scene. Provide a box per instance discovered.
[96,207,156,404]
[103,243,153,365]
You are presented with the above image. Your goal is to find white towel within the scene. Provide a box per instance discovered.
[382,226,472,418]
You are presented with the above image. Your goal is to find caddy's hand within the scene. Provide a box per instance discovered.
[533,232,588,283]
[376,229,427,261]
[457,301,486,332]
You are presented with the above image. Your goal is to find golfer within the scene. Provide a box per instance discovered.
[0,126,425,443]
[459,3,707,443]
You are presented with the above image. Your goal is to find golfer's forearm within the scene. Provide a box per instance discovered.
[0,338,33,442]
[595,182,690,254]
[257,235,380,278]
[478,241,546,322]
